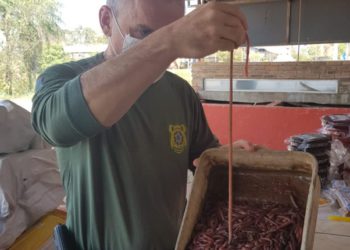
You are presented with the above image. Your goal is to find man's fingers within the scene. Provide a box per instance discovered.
[216,38,238,51]
[232,140,255,151]
[167,0,248,59]
[193,158,200,168]
[206,4,247,49]
[218,25,246,46]
[214,3,248,30]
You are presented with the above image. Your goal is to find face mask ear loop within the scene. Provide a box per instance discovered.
[109,37,119,57]
[111,10,125,40]
[108,7,124,57]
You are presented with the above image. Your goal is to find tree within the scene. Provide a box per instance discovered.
[291,46,312,61]
[338,43,346,60]
[39,44,68,74]
[64,26,106,45]
[216,51,230,63]
[0,0,61,96]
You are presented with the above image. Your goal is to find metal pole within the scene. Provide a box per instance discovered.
[297,0,302,62]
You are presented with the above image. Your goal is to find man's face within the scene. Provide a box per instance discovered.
[110,0,185,52]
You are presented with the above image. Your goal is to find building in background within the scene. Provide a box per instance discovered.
[64,44,107,60]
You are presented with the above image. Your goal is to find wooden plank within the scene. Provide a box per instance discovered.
[314,233,350,250]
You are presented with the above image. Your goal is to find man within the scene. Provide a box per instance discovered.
[32,0,250,249]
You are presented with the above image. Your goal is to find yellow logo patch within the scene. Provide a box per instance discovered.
[169,124,187,154]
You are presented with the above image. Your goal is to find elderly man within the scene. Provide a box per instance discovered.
[32,0,249,249]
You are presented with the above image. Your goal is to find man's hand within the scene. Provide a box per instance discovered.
[193,140,258,168]
[231,139,255,151]
[164,2,248,58]
[78,2,248,128]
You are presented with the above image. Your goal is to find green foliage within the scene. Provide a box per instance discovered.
[0,0,62,97]
[339,43,346,59]
[216,49,245,63]
[168,69,192,85]
[216,51,230,62]
[291,46,311,61]
[212,47,266,63]
[39,44,68,74]
[64,26,106,45]
[291,44,349,61]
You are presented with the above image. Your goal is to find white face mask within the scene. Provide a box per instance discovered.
[109,10,141,55]
[109,9,166,82]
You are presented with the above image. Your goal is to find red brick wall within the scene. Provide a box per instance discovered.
[192,61,350,92]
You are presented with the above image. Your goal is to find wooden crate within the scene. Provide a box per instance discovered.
[176,147,320,250]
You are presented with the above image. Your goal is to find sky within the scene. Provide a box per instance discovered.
[60,0,105,33]
[59,0,193,33]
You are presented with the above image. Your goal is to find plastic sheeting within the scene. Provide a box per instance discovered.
[0,100,50,154]
[0,149,65,249]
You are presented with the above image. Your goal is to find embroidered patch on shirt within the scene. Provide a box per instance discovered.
[169,124,187,154]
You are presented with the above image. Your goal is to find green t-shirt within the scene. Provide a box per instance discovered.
[32,53,218,250]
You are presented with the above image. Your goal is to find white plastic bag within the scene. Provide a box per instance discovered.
[0,149,65,249]
[0,100,50,154]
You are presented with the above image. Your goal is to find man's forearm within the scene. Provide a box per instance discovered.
[81,28,176,127]
[80,2,249,127]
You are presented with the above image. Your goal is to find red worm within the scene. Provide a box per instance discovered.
[227,32,251,246]
[187,201,304,250]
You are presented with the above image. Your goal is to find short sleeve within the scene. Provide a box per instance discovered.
[189,90,220,169]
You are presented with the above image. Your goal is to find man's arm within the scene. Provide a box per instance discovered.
[32,3,248,146]
[81,3,248,127]
[80,34,174,127]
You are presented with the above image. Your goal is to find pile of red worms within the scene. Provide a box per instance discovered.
[187,201,304,250]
